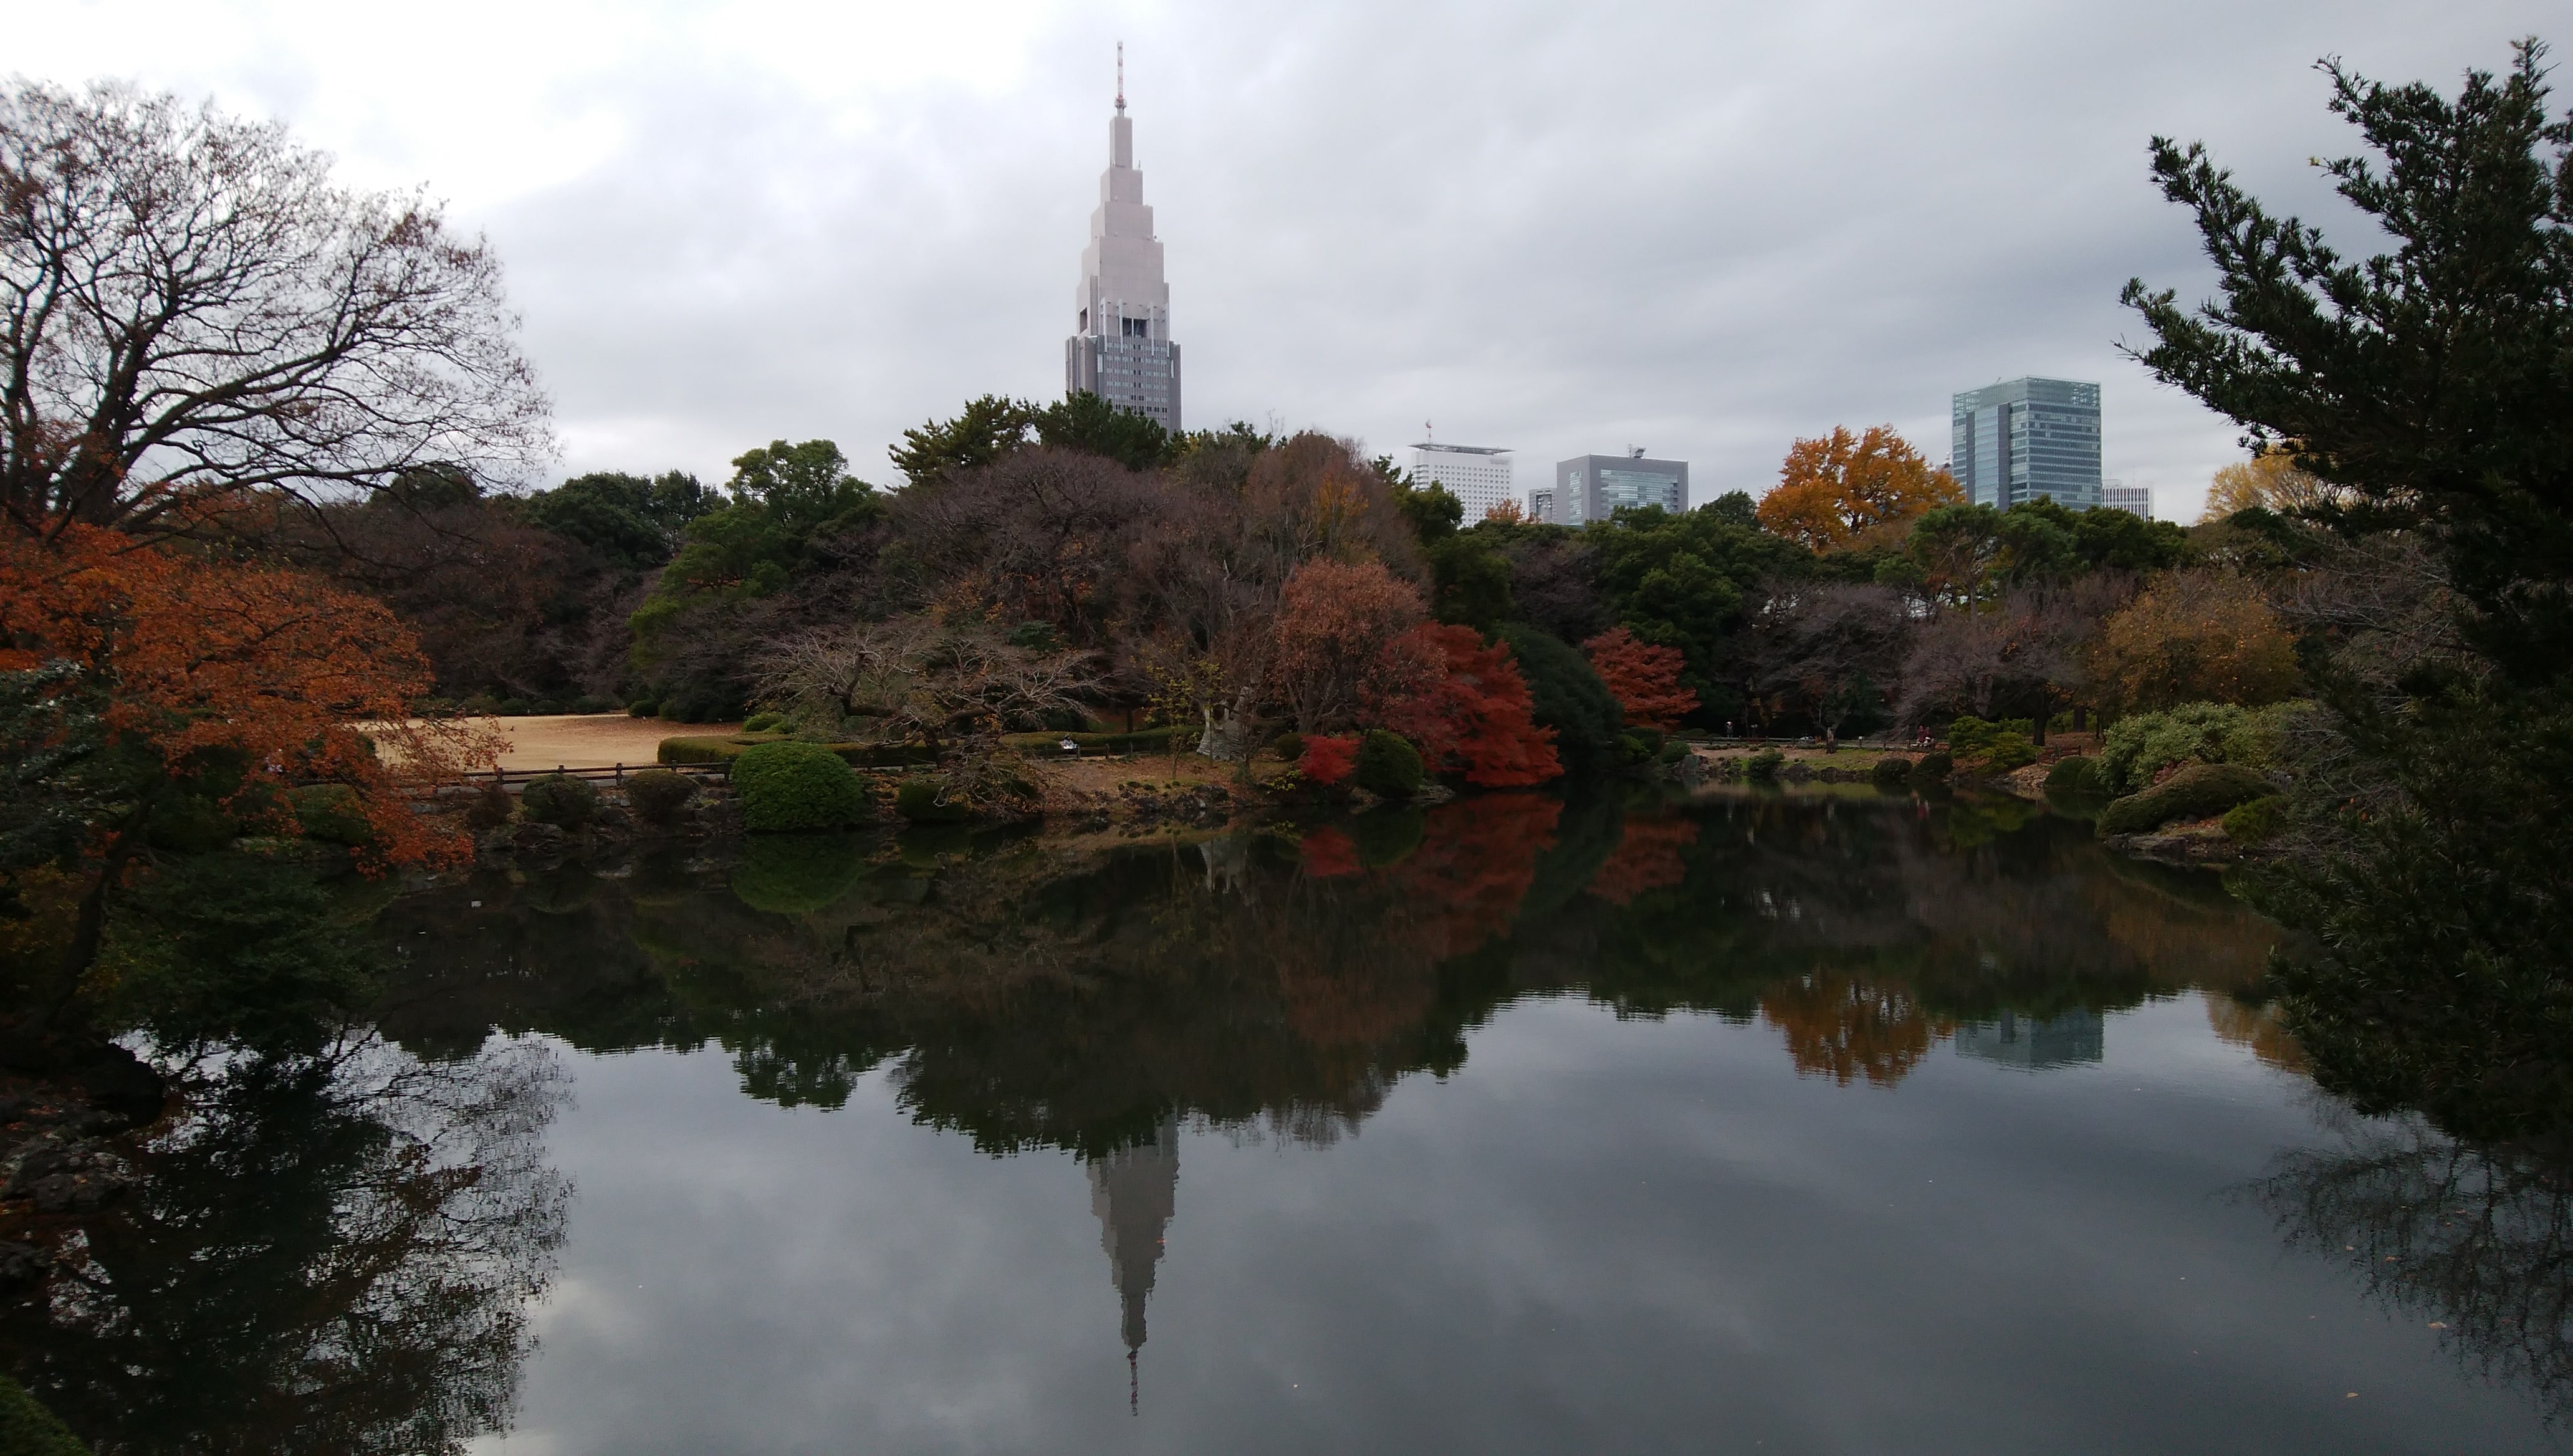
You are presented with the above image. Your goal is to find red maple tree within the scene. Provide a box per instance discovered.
[1298,734,1359,786]
[1371,624,1561,787]
[1,525,502,991]
[1581,626,1698,731]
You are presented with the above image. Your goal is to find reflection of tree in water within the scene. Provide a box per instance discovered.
[2256,1113,2573,1424]
[2,1037,569,1455]
[1760,969,1954,1087]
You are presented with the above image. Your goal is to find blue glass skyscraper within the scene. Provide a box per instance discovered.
[1949,378,2101,510]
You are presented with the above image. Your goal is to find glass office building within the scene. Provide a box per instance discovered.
[1554,451,1689,527]
[1949,378,2101,510]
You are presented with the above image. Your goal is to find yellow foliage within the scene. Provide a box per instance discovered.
[2088,571,2302,712]
[1757,425,1962,551]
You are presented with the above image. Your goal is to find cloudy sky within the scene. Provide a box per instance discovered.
[14,1,2552,520]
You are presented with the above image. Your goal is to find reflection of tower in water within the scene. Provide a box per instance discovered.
[1086,1114,1179,1414]
[1952,1008,2105,1068]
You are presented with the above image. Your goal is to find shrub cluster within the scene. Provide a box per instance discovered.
[519,773,599,830]
[1870,754,1915,786]
[1912,750,1952,780]
[741,712,785,732]
[2222,794,2289,844]
[623,768,699,827]
[464,782,514,831]
[2096,762,2273,836]
[2097,701,2308,794]
[2045,755,2107,797]
[1745,748,1785,780]
[1945,716,2038,775]
[732,742,870,831]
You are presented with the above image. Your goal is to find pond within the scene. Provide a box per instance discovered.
[13,788,2569,1454]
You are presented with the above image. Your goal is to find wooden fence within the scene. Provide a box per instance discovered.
[467,762,731,792]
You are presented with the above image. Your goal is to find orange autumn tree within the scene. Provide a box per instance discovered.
[1371,623,1561,787]
[1268,558,1427,732]
[1580,626,1697,731]
[1,525,499,1008]
[1755,425,1963,552]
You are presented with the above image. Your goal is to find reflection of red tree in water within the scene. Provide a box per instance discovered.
[1760,968,1954,1086]
[1299,826,1363,878]
[1385,795,1561,962]
[1588,816,1700,905]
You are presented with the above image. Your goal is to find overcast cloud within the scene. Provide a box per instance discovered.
[13,1,2556,519]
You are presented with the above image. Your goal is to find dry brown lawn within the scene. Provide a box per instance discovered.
[467,714,741,770]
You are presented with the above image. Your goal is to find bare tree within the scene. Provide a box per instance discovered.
[1897,575,2132,730]
[1742,580,1914,731]
[0,80,551,537]
[756,614,1103,746]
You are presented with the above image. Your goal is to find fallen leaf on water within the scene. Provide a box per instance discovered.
[2429,1322,2448,1329]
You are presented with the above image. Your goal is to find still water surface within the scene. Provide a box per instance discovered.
[36,790,2573,1452]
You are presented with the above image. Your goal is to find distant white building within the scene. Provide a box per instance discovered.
[1411,443,1515,521]
[2102,479,2153,519]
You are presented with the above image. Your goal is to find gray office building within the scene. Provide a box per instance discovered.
[1950,377,2101,510]
[1554,449,1688,527]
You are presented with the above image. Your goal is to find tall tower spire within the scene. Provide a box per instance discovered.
[1065,47,1181,431]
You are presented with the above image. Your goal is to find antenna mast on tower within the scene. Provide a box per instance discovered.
[1116,41,1125,113]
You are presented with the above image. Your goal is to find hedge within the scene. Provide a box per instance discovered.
[731,742,871,831]
[2096,762,2274,836]
[623,768,699,827]
[2221,794,2290,844]
[661,735,939,768]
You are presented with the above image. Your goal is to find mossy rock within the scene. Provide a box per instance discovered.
[1869,755,1914,785]
[2097,762,2274,836]
[1913,750,1953,780]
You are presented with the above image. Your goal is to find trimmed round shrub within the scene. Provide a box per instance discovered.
[2046,755,2107,797]
[2097,762,2274,836]
[1913,750,1953,780]
[1353,729,1424,798]
[2222,794,2290,844]
[1656,737,1690,765]
[1270,730,1306,762]
[742,712,785,732]
[1870,754,1914,785]
[732,742,869,831]
[894,777,971,823]
[628,699,661,718]
[624,768,700,827]
[520,773,600,830]
[729,833,868,913]
[289,783,375,846]
[1745,749,1785,780]
[464,782,515,831]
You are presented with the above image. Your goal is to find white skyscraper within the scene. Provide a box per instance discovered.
[1411,442,1515,520]
[1065,52,1181,431]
